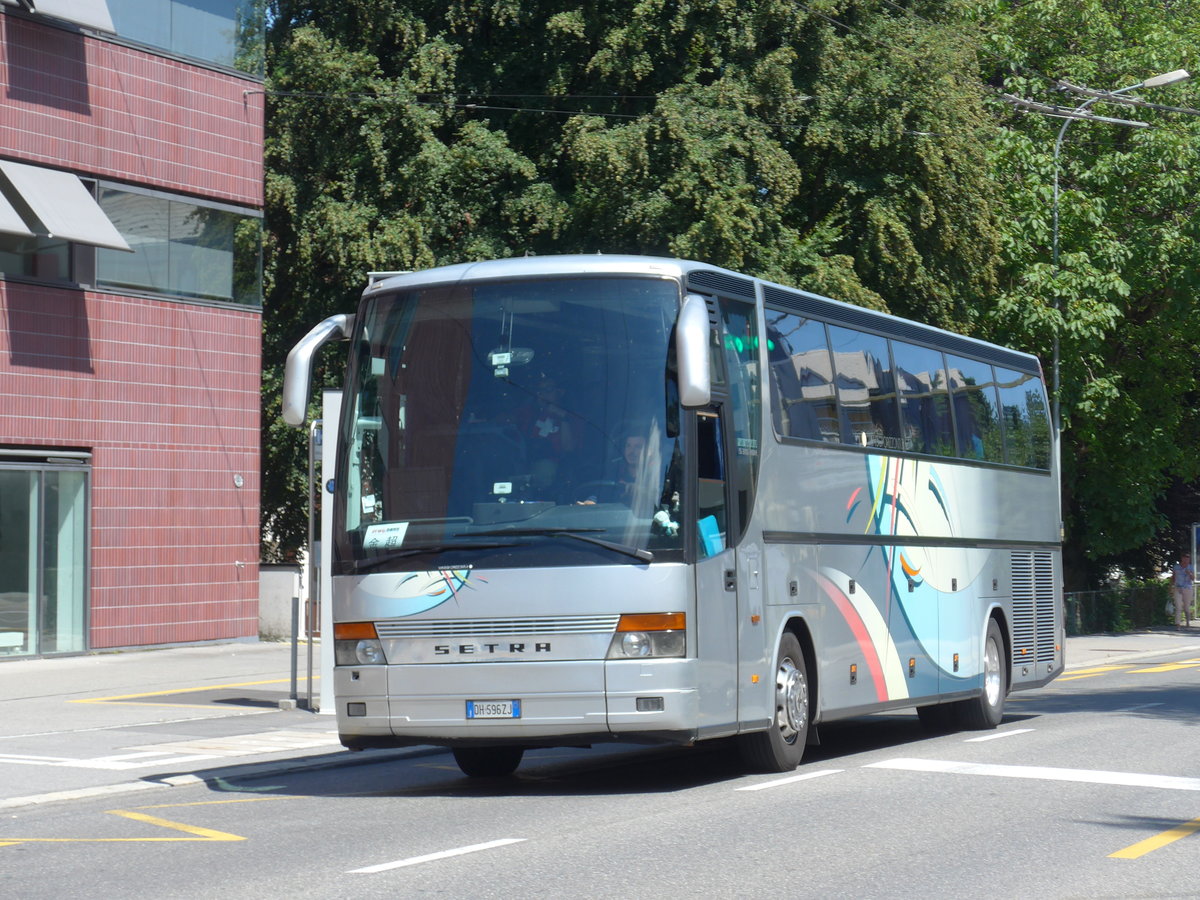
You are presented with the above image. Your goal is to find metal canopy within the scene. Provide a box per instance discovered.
[0,160,131,251]
[0,188,35,239]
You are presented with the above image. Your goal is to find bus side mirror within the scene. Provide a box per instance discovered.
[676,293,711,408]
[281,313,355,426]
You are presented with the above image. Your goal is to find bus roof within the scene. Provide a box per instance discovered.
[361,255,1043,375]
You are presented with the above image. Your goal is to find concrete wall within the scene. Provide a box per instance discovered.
[259,565,301,640]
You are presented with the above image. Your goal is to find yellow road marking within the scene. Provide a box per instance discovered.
[107,810,246,841]
[1110,815,1200,859]
[69,681,314,710]
[1130,659,1200,674]
[1058,665,1134,681]
[0,798,288,846]
[131,798,289,809]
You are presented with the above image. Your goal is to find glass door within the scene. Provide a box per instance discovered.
[0,462,89,657]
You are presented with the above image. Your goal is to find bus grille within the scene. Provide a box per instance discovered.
[374,615,621,638]
[1011,551,1057,664]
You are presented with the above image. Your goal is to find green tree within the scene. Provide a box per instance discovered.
[261,0,1001,560]
[975,0,1200,587]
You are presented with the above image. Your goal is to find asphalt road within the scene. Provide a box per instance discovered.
[3,648,1199,899]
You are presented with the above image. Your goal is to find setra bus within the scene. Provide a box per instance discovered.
[282,255,1063,777]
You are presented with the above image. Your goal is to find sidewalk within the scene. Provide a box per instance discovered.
[0,641,424,810]
[3,627,1199,809]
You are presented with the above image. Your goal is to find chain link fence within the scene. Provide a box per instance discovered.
[1064,582,1175,635]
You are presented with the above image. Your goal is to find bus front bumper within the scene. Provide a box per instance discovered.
[334,658,699,748]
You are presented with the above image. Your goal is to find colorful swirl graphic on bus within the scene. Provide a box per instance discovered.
[820,453,986,701]
[389,569,486,617]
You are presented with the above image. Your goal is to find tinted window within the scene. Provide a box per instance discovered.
[719,299,761,538]
[766,312,838,442]
[946,355,1004,463]
[107,0,264,74]
[995,368,1051,468]
[828,325,901,450]
[96,188,262,307]
[338,276,686,570]
[892,341,954,456]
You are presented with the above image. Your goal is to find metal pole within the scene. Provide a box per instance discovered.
[290,572,300,702]
[307,418,321,711]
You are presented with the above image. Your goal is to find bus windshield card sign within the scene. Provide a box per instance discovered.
[364,522,409,550]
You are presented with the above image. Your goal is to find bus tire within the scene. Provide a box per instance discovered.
[452,746,524,777]
[955,618,1007,729]
[739,632,808,772]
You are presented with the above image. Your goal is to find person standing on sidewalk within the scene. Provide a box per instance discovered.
[1171,553,1194,627]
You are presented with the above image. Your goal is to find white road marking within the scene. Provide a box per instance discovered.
[867,758,1200,792]
[735,769,843,791]
[349,838,527,874]
[1114,702,1164,713]
[0,731,341,771]
[964,728,1034,743]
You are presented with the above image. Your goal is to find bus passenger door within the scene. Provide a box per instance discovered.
[693,409,740,736]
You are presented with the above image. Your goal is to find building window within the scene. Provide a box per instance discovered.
[96,186,262,308]
[0,159,128,284]
[0,234,71,282]
[0,455,90,658]
[105,0,264,75]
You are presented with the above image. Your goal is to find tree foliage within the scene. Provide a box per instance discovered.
[261,1,1200,587]
[261,0,1000,559]
[974,0,1200,585]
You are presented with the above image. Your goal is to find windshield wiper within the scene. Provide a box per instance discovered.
[350,541,518,573]
[466,527,654,563]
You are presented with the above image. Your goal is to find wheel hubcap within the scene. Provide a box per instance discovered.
[983,635,1001,708]
[776,657,808,744]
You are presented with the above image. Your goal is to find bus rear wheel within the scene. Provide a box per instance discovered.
[452,746,524,777]
[955,618,1007,729]
[739,632,808,773]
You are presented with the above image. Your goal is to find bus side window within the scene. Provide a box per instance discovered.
[828,325,901,450]
[891,340,955,456]
[995,367,1051,469]
[766,311,838,443]
[696,411,727,557]
[946,355,1004,463]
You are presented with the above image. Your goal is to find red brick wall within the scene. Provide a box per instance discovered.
[0,14,263,206]
[0,282,261,646]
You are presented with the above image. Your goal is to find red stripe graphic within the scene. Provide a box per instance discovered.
[814,571,888,702]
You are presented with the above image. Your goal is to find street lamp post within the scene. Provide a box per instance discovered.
[1049,68,1191,433]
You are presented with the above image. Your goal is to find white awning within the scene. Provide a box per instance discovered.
[0,160,131,251]
[1,0,116,33]
[0,189,35,239]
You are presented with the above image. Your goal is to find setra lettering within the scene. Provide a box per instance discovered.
[430,642,553,656]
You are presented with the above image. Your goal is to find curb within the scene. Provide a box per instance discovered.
[0,746,442,811]
[1064,642,1200,671]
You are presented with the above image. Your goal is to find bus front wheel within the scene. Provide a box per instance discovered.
[739,632,808,773]
[452,746,524,777]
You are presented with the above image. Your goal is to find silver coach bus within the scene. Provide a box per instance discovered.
[282,255,1063,777]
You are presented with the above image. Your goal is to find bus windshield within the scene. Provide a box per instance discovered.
[335,275,686,570]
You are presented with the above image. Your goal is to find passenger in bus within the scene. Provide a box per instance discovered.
[517,376,577,493]
[576,425,647,505]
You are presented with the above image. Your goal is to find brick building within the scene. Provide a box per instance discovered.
[0,1,264,657]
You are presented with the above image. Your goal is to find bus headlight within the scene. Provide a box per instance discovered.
[606,613,686,659]
[334,622,386,665]
[335,639,385,665]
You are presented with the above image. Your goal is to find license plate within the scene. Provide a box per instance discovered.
[466,699,521,719]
